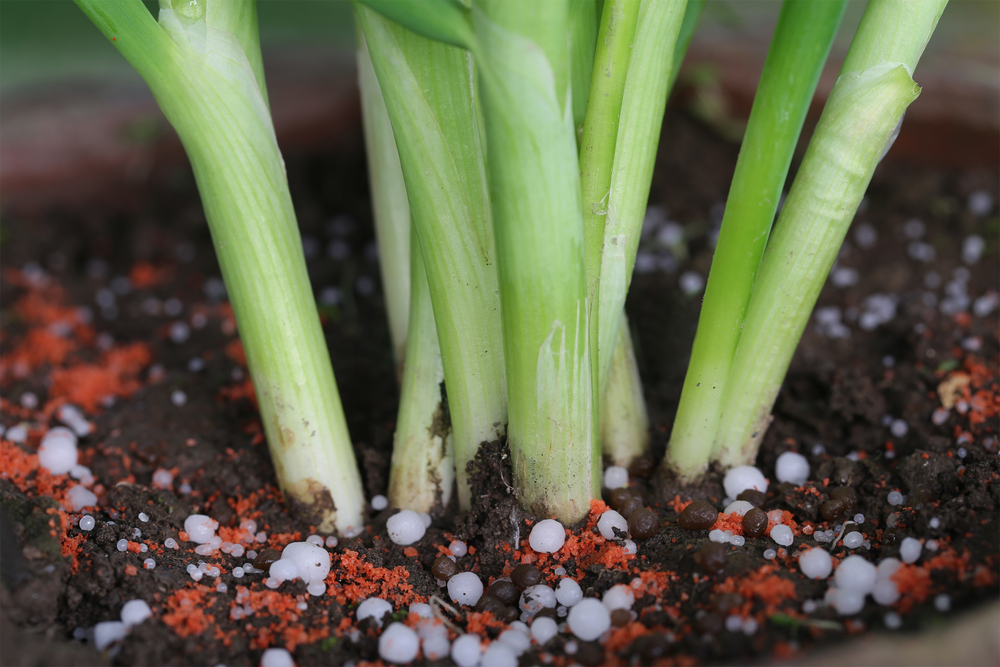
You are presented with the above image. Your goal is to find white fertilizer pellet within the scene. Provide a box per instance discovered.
[567,598,610,641]
[603,466,629,489]
[498,629,530,656]
[723,500,755,517]
[835,556,877,594]
[357,598,393,627]
[602,584,635,611]
[899,537,922,564]
[723,466,768,499]
[386,510,426,546]
[260,647,294,667]
[451,634,482,667]
[38,427,79,475]
[480,641,517,667]
[371,495,388,511]
[94,621,128,651]
[184,515,218,544]
[770,525,793,546]
[597,510,628,540]
[555,578,583,607]
[531,616,558,645]
[519,585,557,615]
[528,519,565,553]
[447,572,483,607]
[121,600,152,628]
[449,540,468,557]
[798,548,833,580]
[775,452,810,486]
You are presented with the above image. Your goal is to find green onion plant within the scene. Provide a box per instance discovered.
[76,0,948,529]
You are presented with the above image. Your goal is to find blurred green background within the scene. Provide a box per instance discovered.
[2,0,996,95]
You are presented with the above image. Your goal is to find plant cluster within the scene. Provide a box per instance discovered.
[74,0,947,533]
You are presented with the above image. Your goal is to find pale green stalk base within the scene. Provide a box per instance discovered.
[357,34,411,376]
[473,0,597,523]
[712,0,947,467]
[76,0,365,533]
[356,4,506,511]
[665,0,846,480]
[388,227,455,513]
[600,318,649,468]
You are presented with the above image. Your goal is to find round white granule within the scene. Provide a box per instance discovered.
[450,634,482,667]
[379,622,419,664]
[38,427,79,475]
[120,599,152,628]
[723,465,768,499]
[356,598,393,627]
[184,514,219,544]
[260,647,295,667]
[597,510,628,540]
[877,557,902,580]
[770,525,793,546]
[833,589,866,615]
[422,632,451,660]
[709,529,728,544]
[899,537,922,564]
[449,540,468,557]
[775,452,810,486]
[763,549,776,560]
[843,531,864,549]
[623,539,637,554]
[555,578,583,607]
[887,491,904,506]
[93,621,128,651]
[497,629,531,656]
[66,485,98,512]
[116,539,128,552]
[531,616,558,645]
[280,542,331,584]
[528,519,566,553]
[835,555,878,594]
[305,535,324,547]
[480,641,517,667]
[872,579,900,606]
[419,512,432,527]
[371,495,388,511]
[603,466,629,489]
[79,515,96,531]
[409,603,433,619]
[934,594,951,612]
[567,598,611,641]
[447,572,483,607]
[884,611,902,630]
[724,615,742,632]
[602,584,635,612]
[519,584,557,615]
[307,582,327,597]
[723,500,755,517]
[269,559,299,583]
[798,548,833,580]
[386,510,426,546]
[143,558,156,570]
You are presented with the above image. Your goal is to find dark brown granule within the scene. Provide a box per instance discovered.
[630,632,671,661]
[252,548,281,571]
[498,606,518,623]
[628,508,659,539]
[909,483,935,505]
[820,486,857,521]
[628,455,656,478]
[486,579,519,607]
[608,487,633,510]
[610,608,631,627]
[641,609,670,628]
[574,641,604,666]
[617,496,643,520]
[431,556,459,581]
[693,542,726,575]
[737,488,767,507]
[678,500,718,530]
[511,563,542,590]
[712,592,743,613]
[474,595,506,614]
[742,507,768,538]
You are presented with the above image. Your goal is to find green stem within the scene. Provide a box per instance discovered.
[355,3,507,511]
[667,0,704,98]
[665,0,847,480]
[388,221,455,513]
[569,0,598,139]
[75,0,364,533]
[600,317,649,467]
[713,0,947,467]
[472,0,597,522]
[595,0,686,467]
[357,33,411,375]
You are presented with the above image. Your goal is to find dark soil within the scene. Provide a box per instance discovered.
[1,100,998,667]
